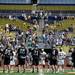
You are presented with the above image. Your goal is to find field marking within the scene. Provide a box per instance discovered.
[38,69,44,75]
[64,72,75,74]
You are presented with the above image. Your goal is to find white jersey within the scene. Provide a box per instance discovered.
[57,51,66,65]
[58,51,66,60]
[39,51,46,65]
[10,51,16,65]
[67,52,72,60]
[66,52,73,65]
[40,51,46,60]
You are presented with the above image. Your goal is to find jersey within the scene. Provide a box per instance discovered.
[66,52,73,65]
[39,51,46,65]
[40,51,46,60]
[58,51,66,60]
[3,48,13,59]
[17,46,27,59]
[67,52,72,61]
[32,49,40,60]
[51,49,58,60]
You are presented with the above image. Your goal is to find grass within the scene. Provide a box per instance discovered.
[0,69,75,75]
[0,71,74,75]
[0,5,75,10]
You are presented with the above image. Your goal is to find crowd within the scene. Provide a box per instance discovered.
[7,11,75,47]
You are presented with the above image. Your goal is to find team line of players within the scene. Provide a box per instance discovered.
[0,43,73,73]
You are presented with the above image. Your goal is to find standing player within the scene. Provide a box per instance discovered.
[3,45,13,73]
[57,48,66,72]
[50,47,58,73]
[10,49,17,72]
[39,49,46,71]
[71,48,75,70]
[17,43,27,72]
[32,48,40,73]
[66,49,73,70]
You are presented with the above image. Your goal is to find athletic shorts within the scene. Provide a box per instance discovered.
[18,58,25,65]
[50,59,57,65]
[39,60,45,65]
[10,59,15,65]
[57,60,64,65]
[4,57,10,65]
[32,58,39,66]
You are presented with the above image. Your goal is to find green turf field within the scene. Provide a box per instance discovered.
[0,72,60,75]
[0,69,75,75]
[0,69,74,75]
[0,71,74,75]
[0,5,75,10]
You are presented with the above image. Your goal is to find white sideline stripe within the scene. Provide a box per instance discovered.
[38,69,44,75]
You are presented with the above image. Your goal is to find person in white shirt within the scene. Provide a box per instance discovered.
[10,49,16,66]
[10,49,17,72]
[66,49,73,70]
[39,49,46,66]
[39,49,46,72]
[57,48,66,72]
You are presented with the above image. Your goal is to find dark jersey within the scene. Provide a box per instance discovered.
[71,50,75,62]
[3,48,13,59]
[17,47,27,59]
[32,49,40,59]
[49,48,58,60]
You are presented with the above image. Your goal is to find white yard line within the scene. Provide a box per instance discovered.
[38,69,44,75]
